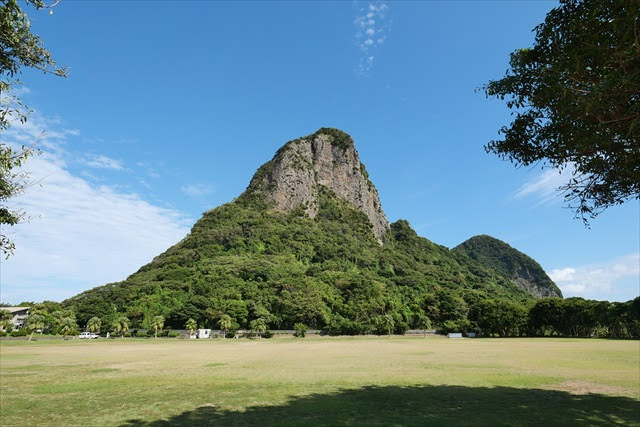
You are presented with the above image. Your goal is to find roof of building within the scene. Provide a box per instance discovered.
[1,307,30,314]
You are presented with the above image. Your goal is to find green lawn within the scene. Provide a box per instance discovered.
[1,336,639,426]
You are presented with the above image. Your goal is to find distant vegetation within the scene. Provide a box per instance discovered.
[51,189,638,339]
[453,235,562,297]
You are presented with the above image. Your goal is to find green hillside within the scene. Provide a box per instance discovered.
[63,129,546,334]
[64,191,533,333]
[453,235,562,298]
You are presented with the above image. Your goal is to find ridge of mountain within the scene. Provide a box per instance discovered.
[452,235,562,298]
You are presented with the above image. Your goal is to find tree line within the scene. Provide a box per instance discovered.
[3,296,637,339]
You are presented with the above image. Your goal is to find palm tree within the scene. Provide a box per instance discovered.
[86,317,102,334]
[0,309,12,332]
[151,315,164,339]
[185,318,197,337]
[417,315,432,337]
[218,314,232,338]
[58,317,77,339]
[25,314,45,341]
[381,314,395,337]
[112,316,130,338]
[250,318,267,339]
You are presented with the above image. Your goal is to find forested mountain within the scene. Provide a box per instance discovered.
[453,235,562,298]
[64,129,558,333]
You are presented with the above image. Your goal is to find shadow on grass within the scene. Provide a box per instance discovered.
[121,384,640,426]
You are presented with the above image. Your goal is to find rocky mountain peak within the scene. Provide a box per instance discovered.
[246,128,390,243]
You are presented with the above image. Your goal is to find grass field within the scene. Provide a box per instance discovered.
[1,336,639,426]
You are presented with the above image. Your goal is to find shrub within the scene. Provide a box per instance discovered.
[225,330,237,339]
[10,329,28,337]
[135,330,148,338]
[0,331,6,337]
[294,323,307,338]
[167,331,180,338]
[262,330,274,339]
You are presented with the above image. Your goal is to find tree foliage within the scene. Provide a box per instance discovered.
[0,0,67,257]
[86,316,101,334]
[150,315,164,339]
[293,322,307,338]
[57,316,77,338]
[25,312,44,340]
[112,316,130,338]
[185,318,197,336]
[218,314,232,338]
[484,0,640,222]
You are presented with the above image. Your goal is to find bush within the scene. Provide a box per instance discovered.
[10,329,28,337]
[262,330,274,339]
[135,330,148,338]
[167,331,180,338]
[294,323,307,338]
[441,319,472,335]
[225,330,237,339]
[0,331,6,337]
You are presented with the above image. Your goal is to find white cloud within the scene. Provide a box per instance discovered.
[181,183,216,197]
[513,163,575,206]
[354,1,390,75]
[549,253,640,301]
[0,113,192,303]
[83,153,124,170]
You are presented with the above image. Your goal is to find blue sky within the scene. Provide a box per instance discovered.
[1,1,638,304]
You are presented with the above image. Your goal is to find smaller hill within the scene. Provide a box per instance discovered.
[452,235,562,298]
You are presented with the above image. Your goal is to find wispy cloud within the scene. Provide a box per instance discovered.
[512,164,575,207]
[0,112,192,303]
[136,161,161,179]
[354,1,390,75]
[181,183,216,197]
[83,153,124,170]
[549,253,640,301]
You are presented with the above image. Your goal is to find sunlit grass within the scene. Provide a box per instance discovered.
[1,336,638,426]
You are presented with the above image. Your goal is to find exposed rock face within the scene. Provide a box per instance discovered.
[247,128,390,243]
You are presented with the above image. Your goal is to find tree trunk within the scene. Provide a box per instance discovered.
[29,330,34,341]
[154,328,158,339]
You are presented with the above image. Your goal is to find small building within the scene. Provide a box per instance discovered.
[0,307,30,331]
[196,329,211,339]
